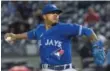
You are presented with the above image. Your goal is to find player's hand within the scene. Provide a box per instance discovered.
[4,33,16,44]
[92,40,105,66]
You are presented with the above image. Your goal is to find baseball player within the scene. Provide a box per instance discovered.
[5,4,105,71]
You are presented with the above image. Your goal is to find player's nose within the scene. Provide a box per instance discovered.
[53,14,59,18]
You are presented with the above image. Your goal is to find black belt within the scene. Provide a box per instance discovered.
[40,64,74,70]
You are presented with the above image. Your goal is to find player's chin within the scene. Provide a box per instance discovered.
[52,20,58,23]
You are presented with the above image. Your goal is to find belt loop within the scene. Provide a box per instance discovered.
[69,63,72,69]
[45,64,48,69]
[43,64,48,69]
[64,64,66,69]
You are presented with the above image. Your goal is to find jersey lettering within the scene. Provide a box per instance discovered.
[39,39,62,48]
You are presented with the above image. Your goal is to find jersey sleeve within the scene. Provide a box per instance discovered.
[64,24,82,36]
[27,28,38,40]
[64,24,93,37]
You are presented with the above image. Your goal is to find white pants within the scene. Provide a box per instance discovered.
[41,68,77,71]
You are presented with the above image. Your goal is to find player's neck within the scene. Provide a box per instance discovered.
[44,21,54,30]
[45,23,52,30]
[44,20,58,30]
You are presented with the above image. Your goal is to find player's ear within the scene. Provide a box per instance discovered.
[42,15,46,20]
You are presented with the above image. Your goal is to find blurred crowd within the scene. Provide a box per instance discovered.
[1,1,110,71]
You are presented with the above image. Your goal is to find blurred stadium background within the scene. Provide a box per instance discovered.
[1,1,110,71]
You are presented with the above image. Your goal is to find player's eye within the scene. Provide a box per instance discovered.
[48,11,60,14]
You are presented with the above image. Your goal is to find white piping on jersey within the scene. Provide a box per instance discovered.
[40,33,43,37]
[78,25,82,36]
[33,29,36,37]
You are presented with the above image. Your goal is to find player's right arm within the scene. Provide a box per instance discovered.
[4,28,37,43]
[4,33,28,40]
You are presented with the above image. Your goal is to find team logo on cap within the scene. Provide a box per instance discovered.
[52,5,57,8]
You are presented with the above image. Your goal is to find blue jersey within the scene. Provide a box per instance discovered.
[27,22,92,65]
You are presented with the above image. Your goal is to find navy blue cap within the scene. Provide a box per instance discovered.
[42,4,62,15]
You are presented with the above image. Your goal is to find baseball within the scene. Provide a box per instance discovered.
[5,37,12,42]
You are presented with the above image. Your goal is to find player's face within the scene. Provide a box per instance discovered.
[43,11,60,25]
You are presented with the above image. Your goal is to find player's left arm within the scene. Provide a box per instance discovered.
[65,23,105,66]
[79,26,105,66]
[80,26,98,43]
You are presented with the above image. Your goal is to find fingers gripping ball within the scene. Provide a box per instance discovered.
[5,37,12,42]
[5,33,16,44]
[5,36,14,44]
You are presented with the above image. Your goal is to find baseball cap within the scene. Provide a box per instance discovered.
[42,4,62,15]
